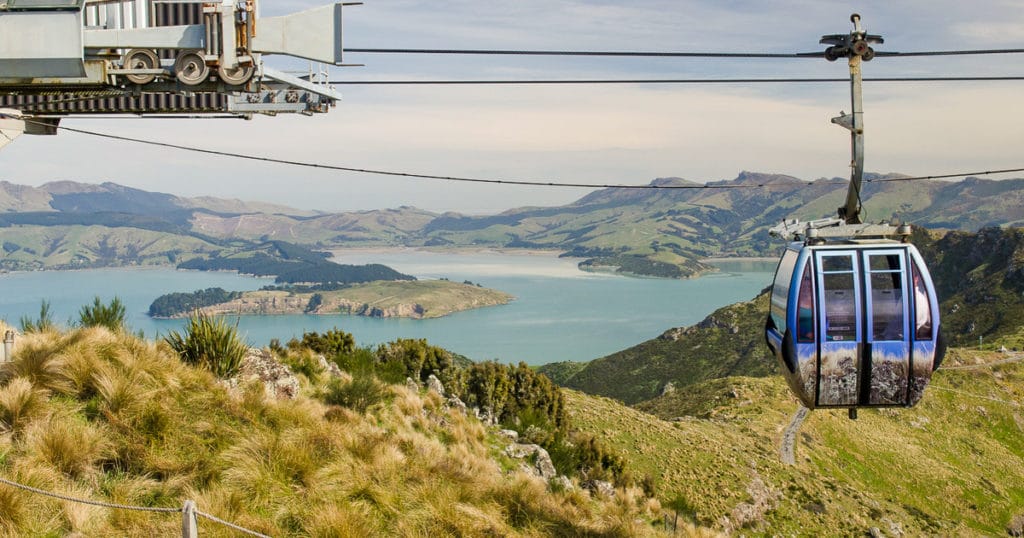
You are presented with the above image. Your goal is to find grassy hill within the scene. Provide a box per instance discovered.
[4,175,1024,277]
[190,206,439,246]
[918,227,1024,348]
[565,348,1024,535]
[544,291,776,405]
[419,174,1024,277]
[0,326,667,536]
[546,227,1024,404]
[0,225,221,271]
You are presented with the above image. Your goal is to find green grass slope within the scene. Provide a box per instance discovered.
[0,225,220,271]
[567,348,1024,535]
[556,291,777,405]
[919,227,1024,347]
[555,227,1024,404]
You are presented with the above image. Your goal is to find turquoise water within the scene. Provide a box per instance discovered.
[0,251,774,365]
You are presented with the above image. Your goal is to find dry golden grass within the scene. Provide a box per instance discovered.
[21,410,112,480]
[0,327,670,536]
[0,377,48,434]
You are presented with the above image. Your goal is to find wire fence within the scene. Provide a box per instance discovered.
[0,475,271,538]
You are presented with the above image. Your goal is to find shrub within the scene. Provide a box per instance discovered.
[377,338,458,385]
[78,296,127,332]
[19,301,55,334]
[458,361,565,432]
[0,332,70,393]
[289,328,355,358]
[547,432,628,485]
[280,350,325,382]
[322,375,389,413]
[164,313,248,377]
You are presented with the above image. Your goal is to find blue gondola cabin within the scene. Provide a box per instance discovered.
[765,241,945,410]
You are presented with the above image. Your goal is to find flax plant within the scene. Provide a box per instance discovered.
[164,312,247,377]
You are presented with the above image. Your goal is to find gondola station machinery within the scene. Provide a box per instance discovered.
[0,0,358,148]
[765,15,946,420]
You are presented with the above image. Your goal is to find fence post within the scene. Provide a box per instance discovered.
[181,500,198,538]
[2,330,13,363]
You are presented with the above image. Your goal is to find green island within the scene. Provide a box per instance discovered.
[153,280,514,319]
[138,240,513,319]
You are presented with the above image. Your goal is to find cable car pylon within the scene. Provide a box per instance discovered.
[765,15,945,421]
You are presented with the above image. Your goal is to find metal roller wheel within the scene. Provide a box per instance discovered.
[217,63,255,86]
[174,51,209,86]
[851,40,870,57]
[862,47,875,61]
[824,46,840,62]
[123,49,159,85]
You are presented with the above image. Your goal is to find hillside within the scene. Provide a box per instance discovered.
[4,174,1024,277]
[0,326,668,536]
[565,347,1024,535]
[917,227,1024,347]
[548,226,1024,405]
[543,291,775,405]
[0,225,220,271]
[190,206,439,245]
[418,173,1024,277]
[0,180,313,216]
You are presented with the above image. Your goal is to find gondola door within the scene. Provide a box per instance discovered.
[814,251,862,406]
[861,250,911,405]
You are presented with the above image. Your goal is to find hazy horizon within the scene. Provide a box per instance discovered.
[2,1,1022,213]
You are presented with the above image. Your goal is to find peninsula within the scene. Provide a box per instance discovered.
[154,280,514,319]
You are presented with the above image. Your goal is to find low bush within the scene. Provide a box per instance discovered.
[288,328,355,358]
[322,375,390,413]
[279,350,325,382]
[164,313,247,377]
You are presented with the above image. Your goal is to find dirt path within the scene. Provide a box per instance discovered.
[780,405,809,465]
[938,352,1023,371]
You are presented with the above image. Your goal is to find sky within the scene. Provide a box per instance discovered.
[2,0,1024,213]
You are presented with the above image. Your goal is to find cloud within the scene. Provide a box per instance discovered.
[2,1,1022,213]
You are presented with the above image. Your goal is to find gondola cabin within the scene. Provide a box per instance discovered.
[765,240,945,411]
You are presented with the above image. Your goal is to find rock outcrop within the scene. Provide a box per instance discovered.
[223,348,301,400]
[505,443,557,480]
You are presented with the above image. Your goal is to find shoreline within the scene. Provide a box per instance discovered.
[155,281,514,320]
[701,256,777,263]
[329,246,571,259]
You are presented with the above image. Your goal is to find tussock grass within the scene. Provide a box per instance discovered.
[0,326,667,536]
[0,377,48,434]
[21,409,112,480]
[0,331,72,394]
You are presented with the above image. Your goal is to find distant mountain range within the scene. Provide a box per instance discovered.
[2,173,1023,275]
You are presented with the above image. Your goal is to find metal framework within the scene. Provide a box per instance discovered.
[770,14,906,244]
[0,0,354,131]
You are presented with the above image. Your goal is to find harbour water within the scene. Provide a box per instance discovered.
[0,250,774,365]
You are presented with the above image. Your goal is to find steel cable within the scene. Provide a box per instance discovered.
[3,113,1023,190]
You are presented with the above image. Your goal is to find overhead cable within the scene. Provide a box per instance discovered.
[5,114,1023,190]
[330,76,1024,85]
[346,47,817,58]
[345,47,1024,58]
